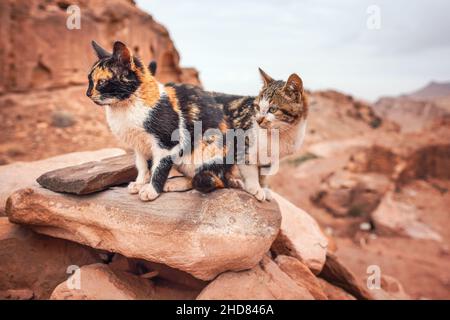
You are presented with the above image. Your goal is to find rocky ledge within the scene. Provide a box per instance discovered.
[0,149,406,300]
[6,187,281,281]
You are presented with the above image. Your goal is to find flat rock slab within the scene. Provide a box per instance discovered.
[6,187,281,281]
[37,154,137,195]
[0,148,125,213]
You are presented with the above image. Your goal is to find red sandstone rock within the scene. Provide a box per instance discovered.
[6,187,281,281]
[197,256,314,300]
[0,0,200,93]
[0,217,101,299]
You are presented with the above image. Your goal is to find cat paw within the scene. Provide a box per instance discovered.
[263,188,273,202]
[139,184,160,202]
[247,186,266,202]
[227,178,245,189]
[128,181,144,194]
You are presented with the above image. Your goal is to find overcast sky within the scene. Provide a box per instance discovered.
[136,0,450,101]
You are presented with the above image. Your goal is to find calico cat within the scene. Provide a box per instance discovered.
[213,68,308,201]
[87,41,232,201]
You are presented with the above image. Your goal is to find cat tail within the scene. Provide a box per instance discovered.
[192,171,225,193]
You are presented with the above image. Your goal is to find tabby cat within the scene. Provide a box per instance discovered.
[87,41,232,202]
[213,68,308,201]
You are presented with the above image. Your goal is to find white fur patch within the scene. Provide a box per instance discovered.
[265,113,275,122]
[259,98,270,114]
[106,100,151,151]
[294,119,307,151]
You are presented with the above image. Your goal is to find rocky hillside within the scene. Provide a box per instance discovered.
[0,0,200,164]
[0,0,448,301]
[407,81,450,101]
[374,82,450,133]
[0,0,200,93]
[270,91,450,299]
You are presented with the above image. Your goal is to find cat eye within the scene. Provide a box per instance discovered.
[97,79,107,87]
[268,106,277,113]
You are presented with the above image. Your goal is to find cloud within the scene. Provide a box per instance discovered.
[136,0,450,101]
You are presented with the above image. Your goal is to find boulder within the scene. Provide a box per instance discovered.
[150,279,203,300]
[270,191,328,274]
[50,263,154,300]
[274,255,327,300]
[398,144,450,183]
[106,255,205,299]
[6,187,281,281]
[197,256,314,300]
[313,171,391,217]
[371,192,442,241]
[124,259,207,291]
[316,278,356,300]
[319,253,373,300]
[347,145,402,176]
[0,148,126,213]
[0,217,101,299]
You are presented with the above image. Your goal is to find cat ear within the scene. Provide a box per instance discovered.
[91,40,111,59]
[148,60,157,76]
[258,68,274,86]
[284,73,303,95]
[113,41,133,68]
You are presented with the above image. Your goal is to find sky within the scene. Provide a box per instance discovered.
[136,0,450,101]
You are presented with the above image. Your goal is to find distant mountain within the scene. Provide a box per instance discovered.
[406,81,450,101]
[374,81,450,133]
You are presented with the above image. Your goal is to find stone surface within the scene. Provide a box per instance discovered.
[0,148,125,213]
[6,187,281,281]
[37,154,137,195]
[0,217,101,299]
[313,171,391,217]
[398,144,450,183]
[319,253,373,300]
[369,275,411,300]
[275,255,328,300]
[0,0,200,93]
[316,278,356,300]
[270,191,328,274]
[0,288,34,300]
[106,255,205,299]
[197,256,314,300]
[347,145,402,176]
[50,263,154,300]
[0,0,202,164]
[126,259,207,291]
[371,192,442,241]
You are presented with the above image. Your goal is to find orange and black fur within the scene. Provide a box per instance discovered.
[87,41,307,202]
[87,41,232,201]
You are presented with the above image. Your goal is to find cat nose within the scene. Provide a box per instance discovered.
[256,116,265,125]
[86,89,92,98]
